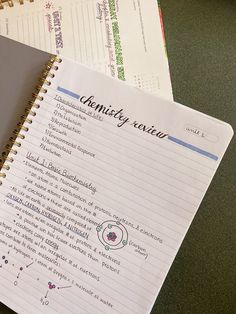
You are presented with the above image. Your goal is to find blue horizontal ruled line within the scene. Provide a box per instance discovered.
[168,135,218,161]
[57,86,80,99]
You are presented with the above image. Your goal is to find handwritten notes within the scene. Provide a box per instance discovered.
[0,0,172,98]
[0,57,233,313]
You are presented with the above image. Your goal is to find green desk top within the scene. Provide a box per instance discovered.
[151,1,236,313]
[1,1,235,313]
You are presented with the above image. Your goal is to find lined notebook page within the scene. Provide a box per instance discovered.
[0,57,233,314]
[0,0,172,99]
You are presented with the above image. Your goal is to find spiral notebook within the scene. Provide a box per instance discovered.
[0,37,233,313]
[0,35,51,164]
[0,0,173,99]
[0,0,33,9]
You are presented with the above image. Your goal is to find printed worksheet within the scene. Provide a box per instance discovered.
[0,57,233,313]
[0,0,172,98]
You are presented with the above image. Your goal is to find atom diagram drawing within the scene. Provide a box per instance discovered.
[96,220,128,250]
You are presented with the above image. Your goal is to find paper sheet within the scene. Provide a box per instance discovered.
[0,57,233,313]
[0,0,173,99]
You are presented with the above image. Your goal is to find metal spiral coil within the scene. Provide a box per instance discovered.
[0,0,34,9]
[0,55,62,185]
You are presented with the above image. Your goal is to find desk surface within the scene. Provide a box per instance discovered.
[1,1,236,313]
[152,1,236,313]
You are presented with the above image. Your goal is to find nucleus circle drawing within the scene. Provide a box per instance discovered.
[96,220,128,250]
